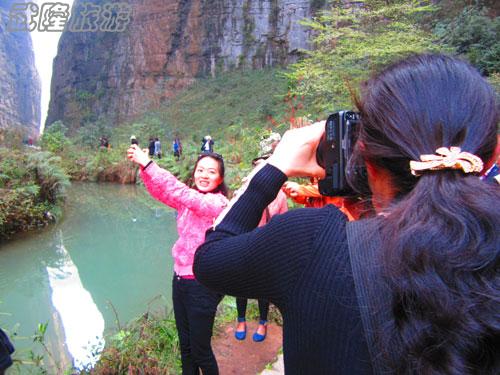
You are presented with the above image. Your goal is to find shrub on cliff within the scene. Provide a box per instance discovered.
[0,128,27,150]
[0,147,70,240]
[90,149,137,183]
[27,151,70,204]
[434,5,500,75]
[40,121,72,154]
[286,0,443,114]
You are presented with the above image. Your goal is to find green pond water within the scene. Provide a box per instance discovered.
[0,182,177,370]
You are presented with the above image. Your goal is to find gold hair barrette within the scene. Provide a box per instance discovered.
[410,147,483,176]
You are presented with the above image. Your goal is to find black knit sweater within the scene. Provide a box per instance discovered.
[194,164,373,374]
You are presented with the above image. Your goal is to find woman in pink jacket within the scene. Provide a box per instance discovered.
[127,145,229,375]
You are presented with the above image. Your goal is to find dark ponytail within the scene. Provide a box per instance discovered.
[355,54,499,374]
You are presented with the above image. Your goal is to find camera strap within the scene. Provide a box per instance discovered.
[346,219,395,374]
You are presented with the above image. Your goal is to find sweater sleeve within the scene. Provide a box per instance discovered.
[194,164,330,304]
[140,163,227,216]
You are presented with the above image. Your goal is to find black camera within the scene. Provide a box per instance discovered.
[315,111,367,196]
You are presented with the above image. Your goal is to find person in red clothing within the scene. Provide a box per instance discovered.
[127,146,229,375]
[282,178,364,221]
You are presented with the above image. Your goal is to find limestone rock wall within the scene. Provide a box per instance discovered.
[46,0,316,130]
[0,1,41,137]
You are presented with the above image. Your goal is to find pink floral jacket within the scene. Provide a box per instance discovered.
[140,163,228,276]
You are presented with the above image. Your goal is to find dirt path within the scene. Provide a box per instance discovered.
[212,321,283,375]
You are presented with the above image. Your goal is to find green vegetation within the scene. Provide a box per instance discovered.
[84,296,282,375]
[87,312,181,374]
[160,68,290,137]
[39,120,136,183]
[110,72,289,192]
[4,296,282,374]
[6,321,54,374]
[286,0,499,116]
[435,4,500,75]
[286,0,445,115]
[2,1,498,372]
[0,129,70,240]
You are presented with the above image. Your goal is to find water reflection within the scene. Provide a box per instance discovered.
[0,182,175,371]
[46,231,104,369]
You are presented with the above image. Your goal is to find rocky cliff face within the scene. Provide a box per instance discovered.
[47,0,318,130]
[0,1,41,138]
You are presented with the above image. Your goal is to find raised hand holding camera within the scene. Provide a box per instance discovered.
[127,144,151,168]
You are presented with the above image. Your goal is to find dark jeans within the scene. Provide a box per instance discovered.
[236,297,269,322]
[172,275,222,375]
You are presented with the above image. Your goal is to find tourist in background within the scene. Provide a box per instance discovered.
[154,137,162,159]
[148,138,156,157]
[173,137,182,160]
[201,135,214,152]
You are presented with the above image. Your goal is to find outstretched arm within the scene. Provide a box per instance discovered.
[141,163,226,215]
[127,145,227,214]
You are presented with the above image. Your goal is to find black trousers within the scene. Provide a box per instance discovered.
[236,297,269,322]
[172,275,222,375]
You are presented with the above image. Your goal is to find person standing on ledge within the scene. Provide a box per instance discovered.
[154,137,162,159]
[148,137,156,158]
[201,135,214,153]
[127,146,229,374]
[234,154,288,343]
[173,137,182,161]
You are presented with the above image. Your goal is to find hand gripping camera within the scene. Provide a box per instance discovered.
[315,111,368,196]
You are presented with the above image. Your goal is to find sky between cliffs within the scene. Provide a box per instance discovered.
[32,0,74,133]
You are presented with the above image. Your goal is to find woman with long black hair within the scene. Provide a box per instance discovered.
[127,146,228,374]
[194,54,499,374]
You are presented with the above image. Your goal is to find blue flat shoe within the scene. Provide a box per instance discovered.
[252,320,267,342]
[235,317,246,340]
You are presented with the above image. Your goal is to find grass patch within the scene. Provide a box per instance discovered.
[84,296,282,374]
[86,311,181,374]
[160,68,290,139]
